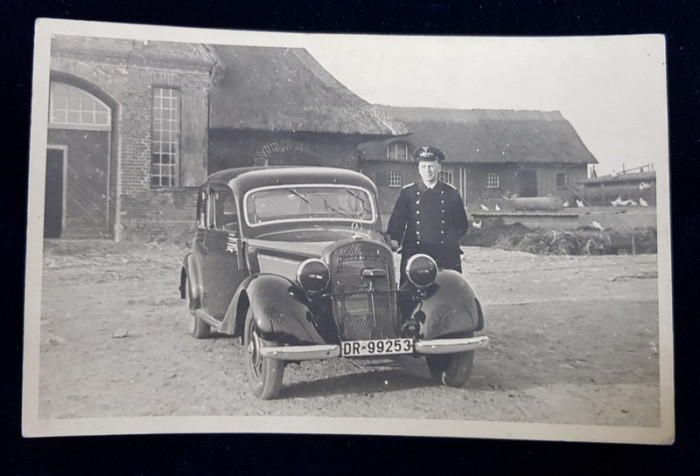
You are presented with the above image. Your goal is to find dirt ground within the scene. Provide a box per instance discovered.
[36,239,660,427]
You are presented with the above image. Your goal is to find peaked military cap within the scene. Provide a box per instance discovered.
[413,146,446,163]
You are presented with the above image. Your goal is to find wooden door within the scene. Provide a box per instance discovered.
[44,148,65,238]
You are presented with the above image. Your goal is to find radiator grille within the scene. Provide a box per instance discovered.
[328,241,398,340]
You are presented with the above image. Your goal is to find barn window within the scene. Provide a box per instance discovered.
[486,173,500,188]
[49,82,111,130]
[439,170,454,186]
[386,142,409,161]
[389,170,402,188]
[556,173,568,189]
[151,87,181,187]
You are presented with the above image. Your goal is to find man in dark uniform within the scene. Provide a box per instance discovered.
[387,146,469,281]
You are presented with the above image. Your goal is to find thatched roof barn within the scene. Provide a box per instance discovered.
[208,46,409,137]
[360,107,598,214]
[361,106,596,165]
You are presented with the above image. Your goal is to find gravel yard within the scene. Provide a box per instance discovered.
[34,239,661,431]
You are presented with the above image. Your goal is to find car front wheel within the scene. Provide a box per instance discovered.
[425,333,475,387]
[244,308,284,399]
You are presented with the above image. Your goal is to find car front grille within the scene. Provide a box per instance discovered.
[328,240,398,340]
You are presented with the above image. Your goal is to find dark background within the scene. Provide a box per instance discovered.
[2,0,698,474]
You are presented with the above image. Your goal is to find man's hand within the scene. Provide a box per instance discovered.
[384,233,399,251]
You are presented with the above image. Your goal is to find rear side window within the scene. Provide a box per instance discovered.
[211,186,238,231]
[196,188,207,229]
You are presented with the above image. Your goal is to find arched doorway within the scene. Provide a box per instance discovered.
[255,139,321,167]
[46,81,113,238]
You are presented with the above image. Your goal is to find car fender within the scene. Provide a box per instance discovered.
[415,269,484,339]
[181,252,203,311]
[221,273,326,345]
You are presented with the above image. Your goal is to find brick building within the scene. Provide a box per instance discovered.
[45,36,407,240]
[359,107,597,217]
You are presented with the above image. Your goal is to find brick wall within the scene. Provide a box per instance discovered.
[50,38,211,240]
[119,188,199,243]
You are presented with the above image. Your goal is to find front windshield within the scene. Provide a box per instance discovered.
[244,185,376,227]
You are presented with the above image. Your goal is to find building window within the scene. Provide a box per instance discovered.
[386,142,409,161]
[49,82,111,130]
[486,173,500,189]
[556,173,568,189]
[439,170,454,185]
[151,87,181,187]
[388,171,402,188]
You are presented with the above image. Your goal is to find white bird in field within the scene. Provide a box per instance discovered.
[591,220,604,231]
[639,181,651,190]
[576,199,585,208]
[563,201,569,207]
[611,196,624,207]
[628,199,638,206]
[639,197,649,207]
[473,220,482,229]
[480,204,489,211]
[495,203,501,211]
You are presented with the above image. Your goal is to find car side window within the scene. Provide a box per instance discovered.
[196,188,207,229]
[211,186,238,232]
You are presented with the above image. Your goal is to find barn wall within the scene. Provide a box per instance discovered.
[365,160,590,221]
[208,130,360,173]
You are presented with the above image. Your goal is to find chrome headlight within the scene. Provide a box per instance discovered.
[296,258,330,293]
[405,253,437,287]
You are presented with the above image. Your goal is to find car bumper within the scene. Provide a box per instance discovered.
[259,335,489,360]
[260,344,341,360]
[414,335,490,354]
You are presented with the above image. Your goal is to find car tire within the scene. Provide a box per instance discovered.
[186,274,210,339]
[244,308,284,399]
[425,333,475,387]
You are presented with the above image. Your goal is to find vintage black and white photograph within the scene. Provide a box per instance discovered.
[23,19,673,443]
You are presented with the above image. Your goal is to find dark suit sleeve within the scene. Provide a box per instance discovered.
[452,190,469,238]
[387,188,410,242]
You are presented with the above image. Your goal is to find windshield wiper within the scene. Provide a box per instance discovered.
[345,188,370,215]
[287,188,309,204]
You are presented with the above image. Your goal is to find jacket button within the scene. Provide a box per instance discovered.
[416,220,420,225]
[416,210,420,215]
[441,230,445,234]
[441,220,445,224]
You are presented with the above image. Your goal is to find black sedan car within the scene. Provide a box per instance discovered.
[180,166,488,399]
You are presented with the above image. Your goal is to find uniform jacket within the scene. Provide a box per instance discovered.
[387,180,468,268]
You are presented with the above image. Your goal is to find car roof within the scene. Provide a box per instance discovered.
[206,166,378,194]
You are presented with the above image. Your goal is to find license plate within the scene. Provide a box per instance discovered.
[341,338,414,357]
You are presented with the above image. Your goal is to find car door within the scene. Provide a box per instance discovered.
[200,184,246,319]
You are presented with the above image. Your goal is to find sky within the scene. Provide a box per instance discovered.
[42,22,669,176]
[302,34,668,176]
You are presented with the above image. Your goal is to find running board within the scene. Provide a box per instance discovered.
[194,309,223,332]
